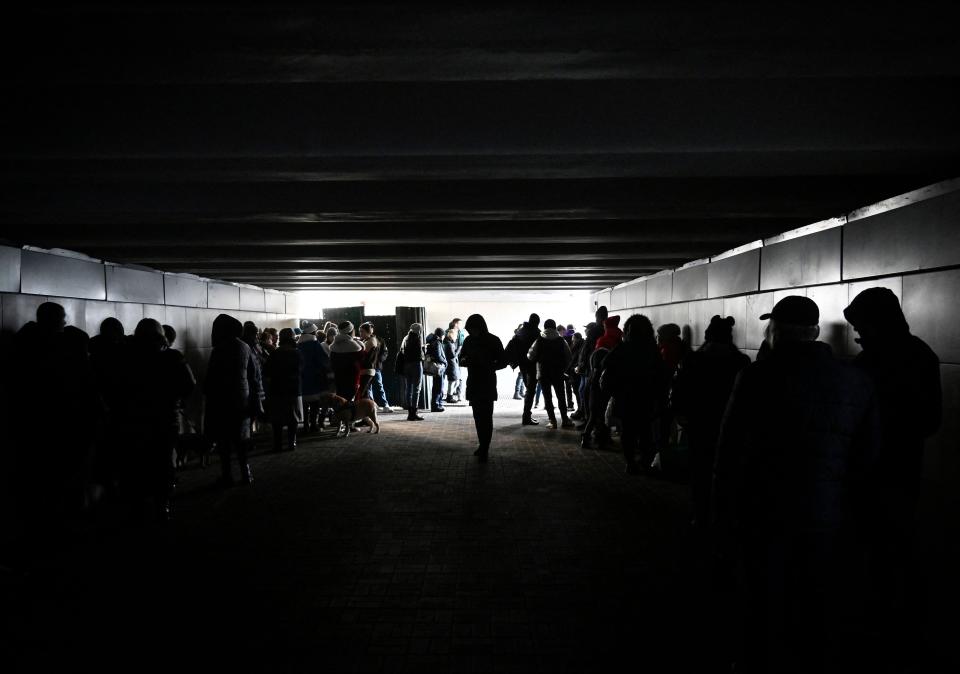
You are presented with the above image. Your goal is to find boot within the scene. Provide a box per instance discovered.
[240,463,254,485]
[473,447,489,462]
[512,392,522,400]
[522,415,539,426]
[579,433,592,449]
[288,428,297,451]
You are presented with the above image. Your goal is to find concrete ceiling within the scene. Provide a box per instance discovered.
[2,4,959,290]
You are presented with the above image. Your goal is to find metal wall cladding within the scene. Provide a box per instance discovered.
[760,227,842,290]
[240,287,266,312]
[1,292,47,333]
[597,289,612,309]
[49,296,87,333]
[722,295,748,350]
[21,250,106,301]
[708,248,760,298]
[208,283,240,310]
[284,293,300,316]
[265,291,285,314]
[744,292,774,350]
[843,189,960,279]
[645,273,673,305]
[625,280,646,309]
[115,303,144,332]
[0,246,21,292]
[903,268,960,364]
[806,283,850,357]
[164,275,207,308]
[672,264,709,302]
[688,298,722,348]
[143,304,166,322]
[105,265,164,304]
[923,364,960,482]
[610,286,627,311]
[846,277,903,354]
[84,300,118,336]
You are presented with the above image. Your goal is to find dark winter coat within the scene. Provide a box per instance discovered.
[506,323,540,374]
[330,333,364,399]
[401,331,424,362]
[120,337,196,430]
[426,333,448,375]
[443,338,461,381]
[265,344,303,398]
[672,341,751,445]
[89,332,127,412]
[595,316,623,352]
[459,316,508,402]
[527,328,572,382]
[600,337,668,421]
[714,340,880,536]
[297,334,330,397]
[204,315,264,434]
[578,321,605,374]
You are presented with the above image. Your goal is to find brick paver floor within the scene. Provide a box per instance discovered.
[11,401,735,672]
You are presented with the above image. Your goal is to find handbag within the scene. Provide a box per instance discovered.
[423,355,439,376]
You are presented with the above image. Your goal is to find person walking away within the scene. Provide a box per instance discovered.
[843,287,941,669]
[459,314,508,461]
[399,323,426,421]
[204,314,264,487]
[330,321,364,401]
[714,296,880,672]
[506,313,542,425]
[264,328,303,452]
[600,315,668,474]
[671,315,750,529]
[444,327,461,403]
[426,327,448,412]
[298,323,331,432]
[527,319,575,429]
[118,319,195,521]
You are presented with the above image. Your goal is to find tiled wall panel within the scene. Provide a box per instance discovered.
[672,264,708,302]
[0,246,21,292]
[708,249,760,298]
[164,275,207,308]
[760,227,842,290]
[106,265,164,304]
[903,269,960,364]
[265,291,285,314]
[722,295,748,350]
[21,251,106,300]
[610,286,627,310]
[744,292,774,350]
[646,273,673,305]
[240,287,266,312]
[1,293,47,333]
[625,281,645,309]
[807,283,850,356]
[208,283,240,310]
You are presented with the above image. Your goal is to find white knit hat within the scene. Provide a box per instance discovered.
[302,322,318,334]
[410,322,422,334]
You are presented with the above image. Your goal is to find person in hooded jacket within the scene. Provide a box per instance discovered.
[843,287,941,666]
[459,314,508,461]
[671,315,750,528]
[574,306,608,424]
[330,321,365,401]
[265,328,303,452]
[204,314,264,487]
[567,332,584,415]
[527,319,575,429]
[399,323,426,421]
[579,347,611,450]
[426,327,448,412]
[600,315,669,474]
[88,317,127,499]
[506,313,542,425]
[443,328,461,403]
[595,314,623,352]
[298,323,331,432]
[118,319,196,520]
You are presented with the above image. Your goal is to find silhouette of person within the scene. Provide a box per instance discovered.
[600,314,669,474]
[264,327,303,452]
[458,314,508,461]
[844,287,942,666]
[714,296,880,672]
[506,313,542,425]
[117,319,195,520]
[88,317,127,499]
[526,319,574,429]
[672,315,750,528]
[204,314,264,487]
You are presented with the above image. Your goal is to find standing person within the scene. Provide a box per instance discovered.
[322,325,337,356]
[527,319,575,429]
[458,314,508,461]
[264,328,303,452]
[714,296,880,673]
[578,347,611,449]
[367,326,395,413]
[298,323,330,432]
[671,315,750,528]
[510,323,526,400]
[843,287,942,668]
[242,321,268,368]
[574,306,608,425]
[89,317,127,500]
[204,314,264,487]
[600,315,669,474]
[443,329,461,405]
[506,313,542,425]
[118,319,195,521]
[567,332,584,416]
[399,323,425,421]
[563,324,577,409]
[330,321,364,401]
[357,322,381,401]
[426,327,448,412]
[448,318,465,402]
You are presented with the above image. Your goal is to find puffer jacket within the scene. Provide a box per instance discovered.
[298,333,331,397]
[330,333,364,398]
[507,322,541,374]
[443,337,461,381]
[578,321,605,374]
[714,340,880,535]
[595,316,623,352]
[527,327,572,382]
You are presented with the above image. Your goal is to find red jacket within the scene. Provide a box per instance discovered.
[595,316,623,351]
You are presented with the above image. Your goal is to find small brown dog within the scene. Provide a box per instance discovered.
[317,393,380,437]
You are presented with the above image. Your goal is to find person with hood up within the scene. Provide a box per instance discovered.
[399,323,426,420]
[458,314,508,461]
[330,321,365,401]
[265,328,303,452]
[574,306,609,424]
[204,313,264,487]
[843,287,941,666]
[600,315,669,474]
[89,317,127,497]
[506,313,543,425]
[594,314,623,352]
[714,296,880,672]
[671,315,750,528]
[298,323,331,432]
[118,318,196,521]
[443,328,461,404]
[527,319,575,429]
[425,327,448,412]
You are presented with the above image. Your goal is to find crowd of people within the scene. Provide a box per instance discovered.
[2,289,945,671]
